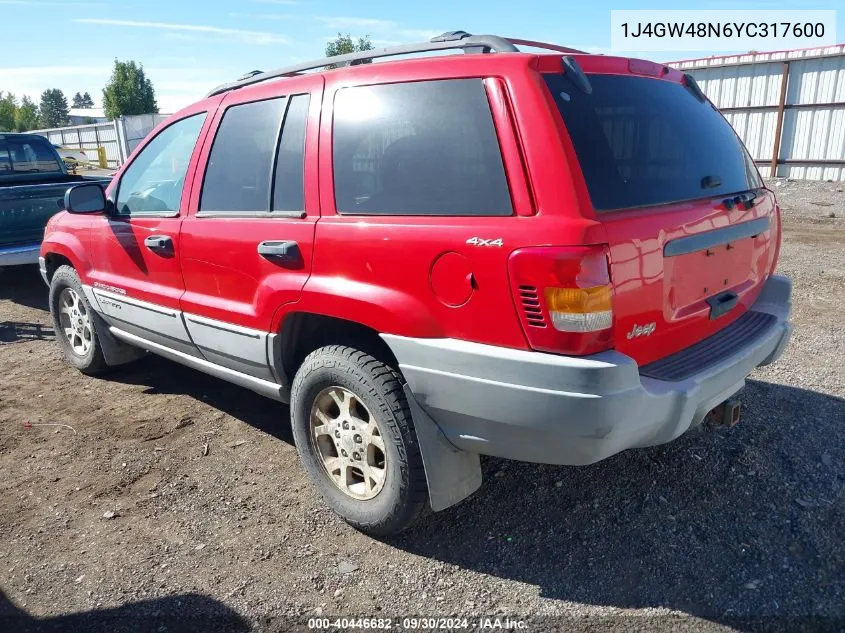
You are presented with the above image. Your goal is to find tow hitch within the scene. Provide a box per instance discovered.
[708,394,742,427]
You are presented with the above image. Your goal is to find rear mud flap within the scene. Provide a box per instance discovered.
[403,385,482,512]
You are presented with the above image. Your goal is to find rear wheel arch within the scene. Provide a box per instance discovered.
[280,312,401,382]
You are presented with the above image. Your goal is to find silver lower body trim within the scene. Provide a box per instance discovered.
[383,275,792,466]
[109,326,290,403]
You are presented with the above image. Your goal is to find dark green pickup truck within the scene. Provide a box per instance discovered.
[0,133,111,267]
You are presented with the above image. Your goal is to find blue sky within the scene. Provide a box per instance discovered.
[0,0,842,113]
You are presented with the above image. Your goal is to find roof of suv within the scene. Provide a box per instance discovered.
[205,30,589,98]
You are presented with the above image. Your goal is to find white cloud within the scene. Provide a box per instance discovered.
[398,29,443,41]
[369,39,402,48]
[315,18,443,42]
[0,65,109,105]
[317,16,397,31]
[229,12,292,21]
[0,65,232,113]
[0,65,110,78]
[74,18,289,45]
[0,1,105,5]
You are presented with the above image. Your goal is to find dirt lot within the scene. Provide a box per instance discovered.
[1,180,843,632]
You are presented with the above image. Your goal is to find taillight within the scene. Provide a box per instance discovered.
[509,246,614,355]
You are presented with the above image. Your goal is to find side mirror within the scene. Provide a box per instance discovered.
[65,183,107,214]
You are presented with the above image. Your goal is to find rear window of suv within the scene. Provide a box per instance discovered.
[332,79,513,216]
[545,74,762,212]
[0,139,62,175]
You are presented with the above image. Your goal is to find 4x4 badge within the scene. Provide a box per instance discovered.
[466,237,503,247]
[627,322,656,339]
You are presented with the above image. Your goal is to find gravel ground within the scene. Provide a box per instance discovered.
[0,179,842,633]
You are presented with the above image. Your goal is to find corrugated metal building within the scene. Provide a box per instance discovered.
[669,44,845,181]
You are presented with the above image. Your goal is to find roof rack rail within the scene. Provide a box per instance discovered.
[505,38,588,55]
[206,31,519,97]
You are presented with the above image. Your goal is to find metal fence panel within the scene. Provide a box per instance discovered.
[121,114,169,155]
[28,121,121,168]
[27,113,169,169]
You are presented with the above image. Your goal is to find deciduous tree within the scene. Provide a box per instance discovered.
[0,92,17,132]
[325,33,373,68]
[102,59,158,120]
[15,95,39,131]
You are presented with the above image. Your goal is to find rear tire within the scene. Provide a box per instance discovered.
[290,345,428,536]
[49,265,109,375]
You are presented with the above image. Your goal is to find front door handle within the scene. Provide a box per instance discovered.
[144,235,173,252]
[258,240,300,262]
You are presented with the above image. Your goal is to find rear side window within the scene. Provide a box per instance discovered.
[2,139,62,174]
[273,94,309,212]
[332,79,513,216]
[545,74,762,212]
[201,94,310,214]
[201,98,286,213]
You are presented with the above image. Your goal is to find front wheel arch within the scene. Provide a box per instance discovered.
[48,265,110,375]
[43,252,74,283]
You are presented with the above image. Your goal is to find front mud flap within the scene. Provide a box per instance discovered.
[403,385,482,512]
[90,310,147,367]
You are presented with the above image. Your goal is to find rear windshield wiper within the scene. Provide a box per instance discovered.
[723,190,759,210]
[683,73,707,102]
[701,175,722,189]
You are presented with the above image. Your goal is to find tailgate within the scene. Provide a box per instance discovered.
[602,194,777,366]
[544,67,779,366]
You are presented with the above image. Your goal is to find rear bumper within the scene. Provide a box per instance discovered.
[382,275,792,466]
[0,244,41,267]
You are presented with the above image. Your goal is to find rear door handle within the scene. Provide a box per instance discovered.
[144,235,173,251]
[258,240,300,261]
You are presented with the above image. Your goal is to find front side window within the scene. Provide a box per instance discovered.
[332,79,513,216]
[116,113,206,216]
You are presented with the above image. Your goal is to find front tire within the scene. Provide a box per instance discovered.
[290,345,428,536]
[49,265,109,375]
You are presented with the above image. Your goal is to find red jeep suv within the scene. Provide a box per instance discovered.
[40,32,792,536]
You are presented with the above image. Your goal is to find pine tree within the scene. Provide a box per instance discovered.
[39,89,70,128]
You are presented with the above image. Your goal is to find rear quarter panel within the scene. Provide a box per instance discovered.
[287,55,605,347]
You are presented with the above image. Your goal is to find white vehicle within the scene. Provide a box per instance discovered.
[52,146,90,171]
